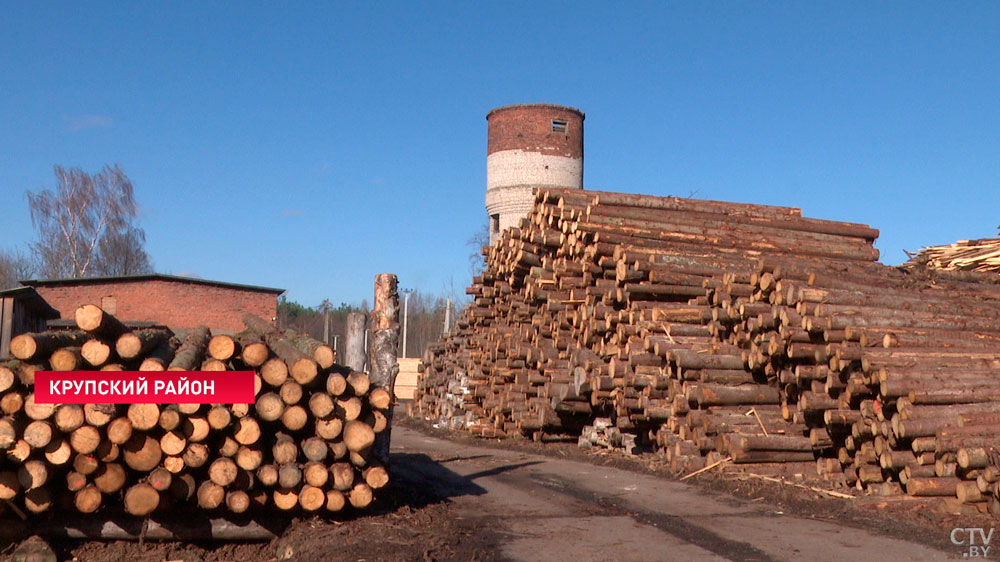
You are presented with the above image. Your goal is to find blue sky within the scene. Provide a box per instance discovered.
[2,2,998,308]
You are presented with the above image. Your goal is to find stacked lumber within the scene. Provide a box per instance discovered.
[0,306,390,517]
[416,188,879,473]
[905,234,1000,272]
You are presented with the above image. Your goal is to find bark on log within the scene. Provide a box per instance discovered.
[10,331,88,361]
[74,304,128,337]
[116,329,172,361]
[289,334,336,369]
[369,273,399,466]
[242,315,318,384]
[168,326,211,371]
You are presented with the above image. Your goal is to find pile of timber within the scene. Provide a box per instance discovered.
[0,305,391,518]
[417,187,1000,515]
[416,187,878,459]
[905,235,1000,272]
[724,258,1000,515]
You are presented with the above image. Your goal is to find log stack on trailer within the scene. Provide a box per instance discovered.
[416,187,1000,514]
[0,306,391,520]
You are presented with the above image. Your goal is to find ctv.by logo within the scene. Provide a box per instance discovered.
[952,528,995,558]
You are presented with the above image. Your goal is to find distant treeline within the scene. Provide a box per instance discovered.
[278,291,462,359]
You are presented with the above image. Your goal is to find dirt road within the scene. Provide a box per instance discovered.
[392,425,956,562]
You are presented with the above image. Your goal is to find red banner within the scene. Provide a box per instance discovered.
[34,371,256,404]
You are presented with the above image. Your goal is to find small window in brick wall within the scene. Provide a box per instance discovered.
[101,296,117,315]
[490,214,500,234]
[551,119,568,134]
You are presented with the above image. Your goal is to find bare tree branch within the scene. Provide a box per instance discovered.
[27,164,152,278]
[0,248,36,290]
[92,225,153,276]
[467,221,490,277]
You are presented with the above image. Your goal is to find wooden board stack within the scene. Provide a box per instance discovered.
[0,306,391,518]
[417,187,1000,514]
[905,235,1000,272]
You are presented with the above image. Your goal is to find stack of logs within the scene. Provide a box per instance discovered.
[724,258,1000,515]
[417,187,1000,515]
[0,305,391,517]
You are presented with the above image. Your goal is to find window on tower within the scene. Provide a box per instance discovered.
[491,214,500,235]
[551,119,568,134]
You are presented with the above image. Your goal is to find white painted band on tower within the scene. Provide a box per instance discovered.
[486,150,582,190]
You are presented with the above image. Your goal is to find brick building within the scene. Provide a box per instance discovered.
[21,274,284,333]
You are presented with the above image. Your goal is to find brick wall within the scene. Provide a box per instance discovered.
[34,280,279,332]
[487,104,585,158]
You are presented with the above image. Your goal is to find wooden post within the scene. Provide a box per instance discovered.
[369,273,399,466]
[443,298,451,335]
[323,305,330,346]
[0,296,13,360]
[344,312,367,372]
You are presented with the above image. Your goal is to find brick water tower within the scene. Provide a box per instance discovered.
[485,103,585,244]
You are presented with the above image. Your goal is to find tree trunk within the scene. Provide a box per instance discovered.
[81,339,113,367]
[124,483,160,516]
[168,326,211,371]
[74,304,128,337]
[10,331,88,361]
[369,273,399,466]
[116,329,172,360]
[208,334,240,361]
[344,312,367,372]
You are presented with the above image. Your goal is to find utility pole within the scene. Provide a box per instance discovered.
[401,288,414,358]
[319,299,332,346]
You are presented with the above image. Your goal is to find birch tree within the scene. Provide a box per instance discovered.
[27,164,153,278]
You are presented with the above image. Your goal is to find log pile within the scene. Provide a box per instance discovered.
[726,259,1000,513]
[0,306,390,518]
[416,188,877,451]
[416,187,1000,513]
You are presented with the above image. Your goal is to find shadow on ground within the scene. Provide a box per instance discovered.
[384,451,542,511]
